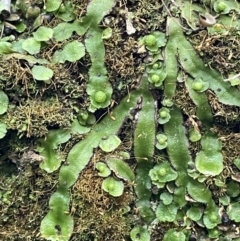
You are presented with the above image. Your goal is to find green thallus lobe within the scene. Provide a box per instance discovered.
[165,17,240,107]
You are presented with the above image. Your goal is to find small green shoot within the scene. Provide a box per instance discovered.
[156,202,178,222]
[143,31,167,52]
[160,192,173,205]
[144,34,156,46]
[191,78,209,92]
[0,42,13,54]
[96,162,111,177]
[77,111,96,126]
[99,135,121,152]
[130,226,150,241]
[31,65,54,83]
[94,90,107,103]
[52,41,85,63]
[149,162,177,188]
[55,2,75,22]
[45,0,62,12]
[106,157,135,182]
[195,132,223,176]
[158,107,171,124]
[214,1,230,14]
[22,38,41,54]
[148,68,167,87]
[161,98,173,107]
[203,206,221,229]
[33,26,54,41]
[209,228,221,239]
[189,128,201,142]
[155,134,168,150]
[102,27,112,39]
[102,177,124,197]
[187,206,203,221]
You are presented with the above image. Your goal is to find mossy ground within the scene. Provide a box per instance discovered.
[0,0,240,240]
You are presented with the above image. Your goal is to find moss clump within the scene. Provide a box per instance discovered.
[3,99,72,137]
